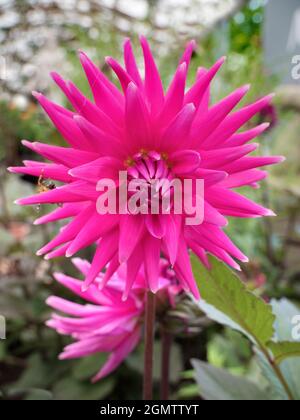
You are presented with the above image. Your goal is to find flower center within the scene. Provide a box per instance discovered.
[125,151,175,213]
[126,151,172,183]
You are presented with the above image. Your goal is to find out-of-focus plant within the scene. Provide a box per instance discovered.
[188,256,300,400]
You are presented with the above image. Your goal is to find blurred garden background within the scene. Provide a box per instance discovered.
[0,0,300,400]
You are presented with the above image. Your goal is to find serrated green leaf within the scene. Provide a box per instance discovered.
[192,359,271,401]
[192,255,275,345]
[268,341,300,364]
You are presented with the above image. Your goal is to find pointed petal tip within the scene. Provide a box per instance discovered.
[21,139,32,147]
[105,56,113,65]
[32,91,42,100]
[7,167,15,173]
[71,257,83,265]
[123,37,131,47]
[81,284,89,293]
[265,209,277,217]
[53,272,63,282]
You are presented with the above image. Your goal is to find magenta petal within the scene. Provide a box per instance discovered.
[143,235,161,293]
[124,38,144,89]
[82,230,119,291]
[92,327,141,382]
[119,215,145,263]
[140,36,164,114]
[171,150,201,175]
[125,82,152,150]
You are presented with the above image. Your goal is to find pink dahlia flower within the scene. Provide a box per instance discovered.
[10,37,283,299]
[46,258,181,382]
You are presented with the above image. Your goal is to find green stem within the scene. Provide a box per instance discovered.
[258,343,294,401]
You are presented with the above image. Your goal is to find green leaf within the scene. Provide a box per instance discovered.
[255,350,288,400]
[24,389,53,401]
[269,299,300,400]
[268,341,300,364]
[72,353,108,381]
[192,255,275,345]
[52,377,115,401]
[192,359,271,401]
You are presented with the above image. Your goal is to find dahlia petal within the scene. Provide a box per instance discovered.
[92,327,141,382]
[66,213,119,257]
[174,237,200,299]
[207,187,275,217]
[219,170,268,189]
[225,123,270,147]
[162,214,182,266]
[123,38,143,88]
[125,82,152,150]
[146,214,166,239]
[119,215,145,263]
[191,168,228,188]
[140,35,164,114]
[71,258,91,276]
[68,82,121,137]
[191,85,250,145]
[222,156,285,174]
[47,296,99,317]
[184,57,226,108]
[69,156,122,183]
[37,205,94,256]
[8,162,72,183]
[201,143,258,169]
[189,243,211,269]
[102,256,120,290]
[82,230,119,291]
[123,247,144,301]
[106,56,132,93]
[54,272,110,305]
[171,150,201,175]
[59,336,124,359]
[204,94,274,148]
[21,140,98,168]
[193,224,248,262]
[143,235,161,293]
[186,231,241,271]
[73,115,126,158]
[204,202,228,226]
[179,40,196,69]
[79,51,124,103]
[45,243,71,260]
[16,181,99,206]
[34,203,85,225]
[51,72,78,108]
[159,63,187,126]
[196,68,210,114]
[161,103,196,151]
[33,92,90,150]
